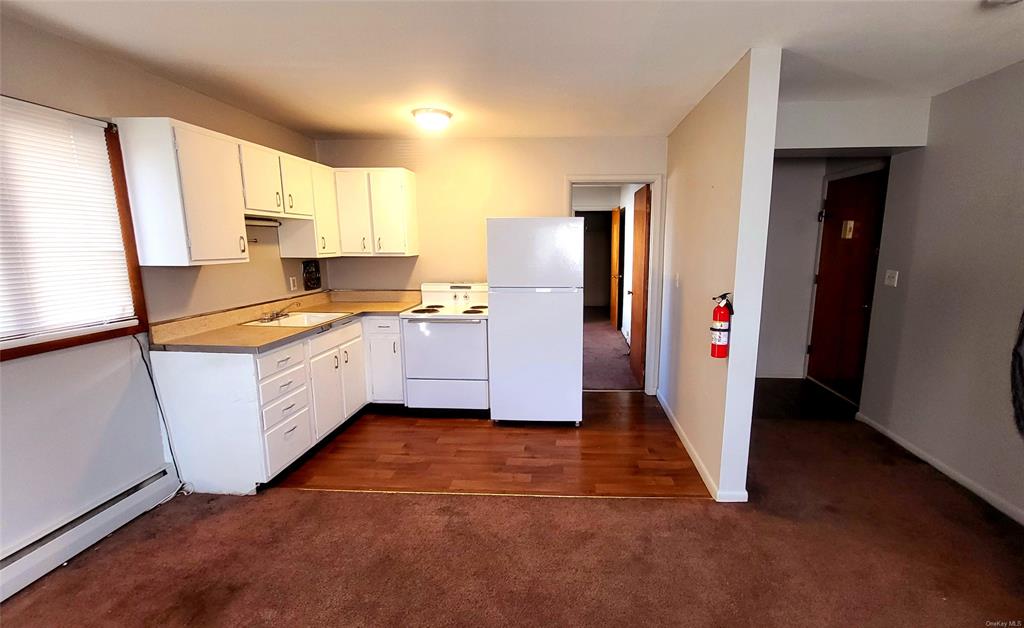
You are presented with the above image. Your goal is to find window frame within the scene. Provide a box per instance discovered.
[0,119,148,361]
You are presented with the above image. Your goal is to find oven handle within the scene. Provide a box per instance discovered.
[405,319,483,324]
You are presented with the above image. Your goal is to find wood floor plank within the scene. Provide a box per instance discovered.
[275,392,711,499]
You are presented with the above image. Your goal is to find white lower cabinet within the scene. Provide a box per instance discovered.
[150,318,368,495]
[364,316,404,403]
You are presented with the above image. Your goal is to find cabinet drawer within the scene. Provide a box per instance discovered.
[406,379,489,410]
[259,363,308,406]
[257,342,306,379]
[262,386,309,431]
[308,319,361,356]
[265,408,312,478]
[363,316,399,333]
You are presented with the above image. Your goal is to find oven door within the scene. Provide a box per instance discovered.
[402,319,488,380]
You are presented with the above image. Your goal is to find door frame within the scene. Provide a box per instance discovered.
[565,174,665,396]
[804,161,889,389]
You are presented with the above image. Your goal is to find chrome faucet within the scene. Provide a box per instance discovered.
[258,302,302,323]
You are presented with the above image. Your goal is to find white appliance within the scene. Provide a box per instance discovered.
[487,218,584,424]
[400,283,489,409]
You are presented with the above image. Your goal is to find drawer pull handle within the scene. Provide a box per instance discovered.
[284,425,299,435]
[279,380,294,389]
[377,325,390,328]
[334,354,339,369]
[393,340,397,354]
[343,350,349,364]
[276,357,291,366]
[282,403,297,414]
[288,193,294,208]
[275,191,282,207]
[361,236,366,250]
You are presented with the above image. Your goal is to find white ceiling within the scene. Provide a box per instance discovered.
[5,1,1023,139]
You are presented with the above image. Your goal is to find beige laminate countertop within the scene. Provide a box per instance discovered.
[151,301,413,354]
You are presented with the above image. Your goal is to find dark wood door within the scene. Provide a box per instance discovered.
[629,185,651,385]
[807,169,888,403]
[610,207,622,329]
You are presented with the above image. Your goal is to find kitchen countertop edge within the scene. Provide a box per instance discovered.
[151,309,411,355]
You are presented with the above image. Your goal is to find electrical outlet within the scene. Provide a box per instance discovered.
[884,269,899,288]
[288,276,298,291]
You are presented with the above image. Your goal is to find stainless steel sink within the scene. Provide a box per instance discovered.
[243,312,352,327]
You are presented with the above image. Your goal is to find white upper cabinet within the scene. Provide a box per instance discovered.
[336,169,373,255]
[336,168,418,257]
[279,164,341,258]
[239,143,284,215]
[116,117,249,266]
[280,155,315,218]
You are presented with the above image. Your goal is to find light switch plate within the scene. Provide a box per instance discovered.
[288,276,298,291]
[884,269,899,288]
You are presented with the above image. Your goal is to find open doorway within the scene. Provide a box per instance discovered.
[572,183,652,391]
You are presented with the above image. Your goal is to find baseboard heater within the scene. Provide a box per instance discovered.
[0,467,177,601]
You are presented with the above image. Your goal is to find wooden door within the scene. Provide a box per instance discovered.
[172,126,248,263]
[238,143,283,214]
[629,185,651,384]
[309,348,344,439]
[280,155,314,217]
[311,164,340,255]
[610,207,622,329]
[336,170,373,255]
[341,337,368,417]
[369,170,406,254]
[807,169,888,403]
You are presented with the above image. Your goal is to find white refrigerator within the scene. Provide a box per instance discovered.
[487,217,584,424]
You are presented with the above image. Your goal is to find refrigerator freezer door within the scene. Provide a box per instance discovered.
[487,288,583,422]
[487,218,584,288]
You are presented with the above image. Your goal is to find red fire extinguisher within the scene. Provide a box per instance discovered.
[711,293,734,359]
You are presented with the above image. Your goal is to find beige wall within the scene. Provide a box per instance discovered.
[316,137,667,289]
[0,16,317,321]
[859,61,1024,523]
[657,50,781,500]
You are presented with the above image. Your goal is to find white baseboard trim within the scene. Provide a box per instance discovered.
[856,412,1024,526]
[0,468,179,601]
[656,391,747,502]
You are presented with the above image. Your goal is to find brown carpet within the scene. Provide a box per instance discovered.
[583,306,641,390]
[3,387,1023,626]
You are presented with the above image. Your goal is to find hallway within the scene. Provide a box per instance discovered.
[583,306,641,390]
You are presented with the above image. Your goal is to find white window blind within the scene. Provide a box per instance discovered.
[0,97,138,350]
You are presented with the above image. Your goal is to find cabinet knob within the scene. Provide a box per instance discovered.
[239,235,246,253]
[321,236,326,250]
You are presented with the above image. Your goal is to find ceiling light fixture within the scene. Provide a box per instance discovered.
[412,108,452,132]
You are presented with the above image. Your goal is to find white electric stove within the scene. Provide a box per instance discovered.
[400,283,489,409]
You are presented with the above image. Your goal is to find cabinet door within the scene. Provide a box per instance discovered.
[369,170,407,254]
[312,165,340,255]
[368,334,404,402]
[309,349,345,439]
[172,125,249,262]
[341,337,368,417]
[280,155,314,217]
[336,170,373,255]
[239,144,283,214]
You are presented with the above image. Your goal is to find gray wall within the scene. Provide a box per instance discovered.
[0,16,316,552]
[0,16,318,322]
[860,60,1024,523]
[757,159,825,377]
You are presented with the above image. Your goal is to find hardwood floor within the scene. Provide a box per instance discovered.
[275,392,709,498]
